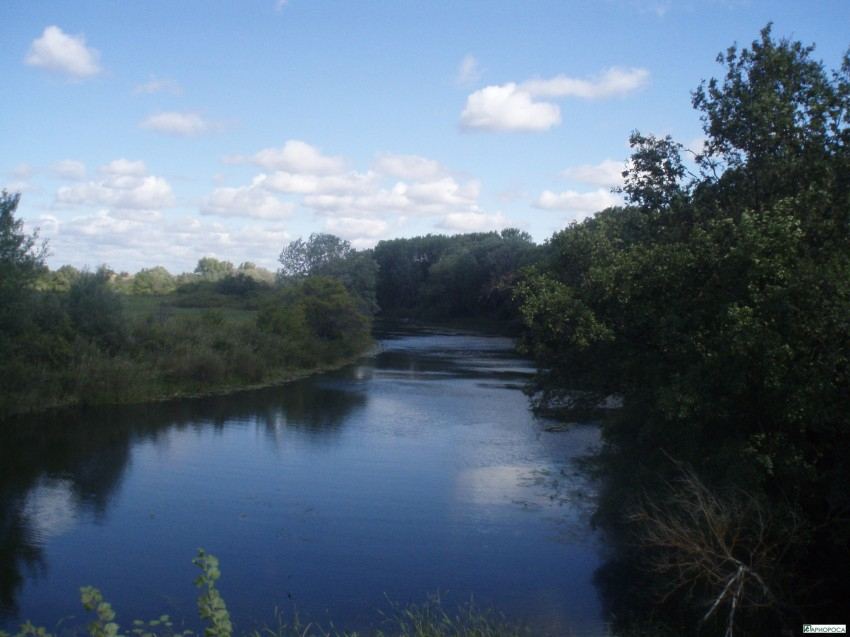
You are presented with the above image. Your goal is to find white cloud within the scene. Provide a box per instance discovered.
[101,158,147,177]
[264,170,380,196]
[201,177,294,219]
[437,211,511,233]
[562,159,626,188]
[373,153,448,181]
[455,54,482,87]
[520,67,649,99]
[460,83,561,132]
[42,209,290,274]
[225,140,346,175]
[59,209,145,238]
[460,67,649,132]
[296,176,481,219]
[324,217,391,239]
[51,160,87,181]
[133,76,183,95]
[54,159,175,214]
[140,112,224,137]
[25,25,101,79]
[533,188,621,216]
[406,177,481,209]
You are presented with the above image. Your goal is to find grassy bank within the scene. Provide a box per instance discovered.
[1,279,374,420]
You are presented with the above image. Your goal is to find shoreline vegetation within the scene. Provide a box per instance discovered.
[0,281,377,421]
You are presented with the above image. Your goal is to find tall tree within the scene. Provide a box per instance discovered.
[194,257,235,281]
[517,26,850,632]
[0,191,48,346]
[278,233,378,314]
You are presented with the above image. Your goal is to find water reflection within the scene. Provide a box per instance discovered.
[1,327,607,635]
[0,377,366,621]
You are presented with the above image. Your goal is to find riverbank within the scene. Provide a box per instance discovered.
[1,284,375,422]
[1,340,378,423]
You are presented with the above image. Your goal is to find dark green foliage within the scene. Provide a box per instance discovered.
[516,25,850,633]
[66,267,128,353]
[277,233,379,314]
[35,264,81,292]
[374,229,538,322]
[194,257,235,282]
[193,550,232,637]
[0,191,55,415]
[0,190,47,342]
[131,266,177,295]
[257,276,372,361]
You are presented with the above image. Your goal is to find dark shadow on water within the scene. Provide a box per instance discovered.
[0,376,366,622]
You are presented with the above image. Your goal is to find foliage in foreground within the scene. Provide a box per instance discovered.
[0,551,526,637]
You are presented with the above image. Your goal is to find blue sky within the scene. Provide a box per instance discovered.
[2,1,848,274]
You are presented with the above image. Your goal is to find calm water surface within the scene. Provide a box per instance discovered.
[0,325,608,635]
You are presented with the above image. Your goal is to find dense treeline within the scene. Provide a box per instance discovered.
[516,25,849,634]
[373,228,538,323]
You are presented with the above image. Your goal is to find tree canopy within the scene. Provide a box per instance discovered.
[373,229,538,322]
[278,233,378,314]
[516,25,849,633]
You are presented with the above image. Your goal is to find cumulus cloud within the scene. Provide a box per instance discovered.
[296,176,481,219]
[54,159,175,214]
[214,142,488,249]
[460,67,649,132]
[455,54,482,87]
[25,25,101,79]
[224,140,346,175]
[101,158,147,177]
[201,176,294,219]
[42,209,290,274]
[324,217,391,239]
[533,187,621,217]
[373,153,448,181]
[460,83,561,132]
[406,177,481,209]
[140,112,224,136]
[521,67,649,99]
[264,170,380,196]
[51,160,87,181]
[437,211,511,233]
[562,159,626,188]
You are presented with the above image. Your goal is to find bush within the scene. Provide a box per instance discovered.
[66,268,128,353]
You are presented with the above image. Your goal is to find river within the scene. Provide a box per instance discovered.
[0,324,609,636]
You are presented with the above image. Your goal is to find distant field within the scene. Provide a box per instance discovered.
[123,294,257,323]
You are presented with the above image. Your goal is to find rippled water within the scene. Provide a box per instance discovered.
[0,324,609,635]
